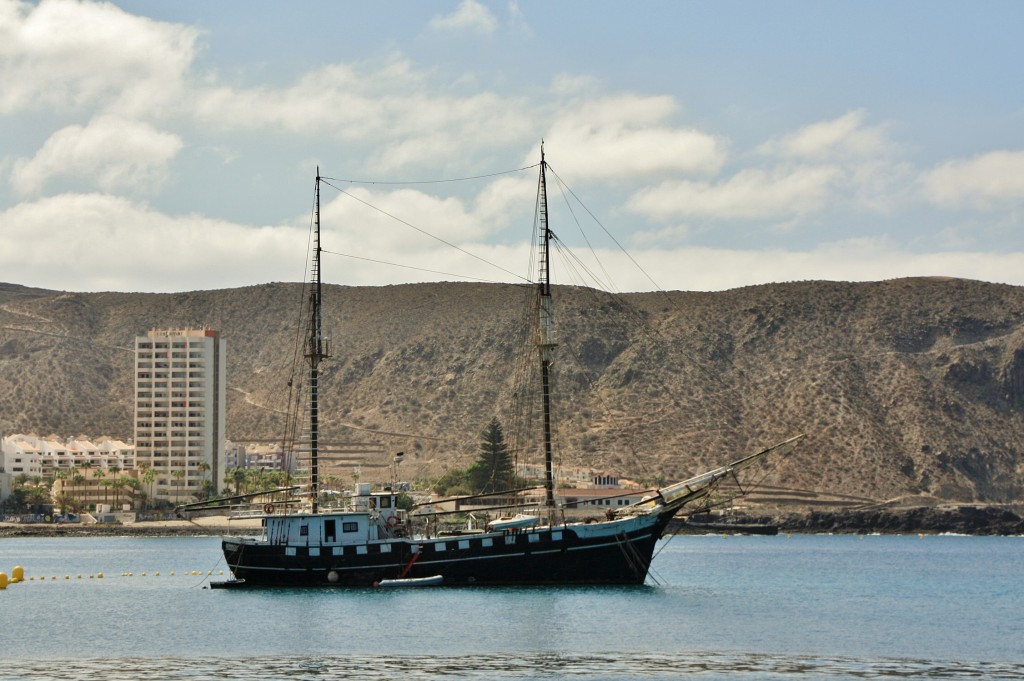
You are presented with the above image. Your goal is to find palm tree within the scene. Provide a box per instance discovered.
[141,466,157,508]
[196,461,211,499]
[228,467,247,496]
[245,467,267,494]
[99,467,114,509]
[25,485,50,514]
[110,476,130,509]
[53,470,68,513]
[170,469,186,504]
[122,476,142,505]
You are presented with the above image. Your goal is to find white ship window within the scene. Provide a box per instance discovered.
[342,522,358,533]
[380,544,392,553]
[528,534,540,543]
[552,532,562,541]
[482,538,493,547]
[458,540,470,550]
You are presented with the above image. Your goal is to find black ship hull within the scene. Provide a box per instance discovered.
[221,512,675,587]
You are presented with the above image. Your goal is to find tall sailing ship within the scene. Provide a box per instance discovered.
[194,149,803,588]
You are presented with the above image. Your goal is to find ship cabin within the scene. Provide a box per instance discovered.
[261,483,403,548]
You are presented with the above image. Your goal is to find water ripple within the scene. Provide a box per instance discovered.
[2,653,1020,681]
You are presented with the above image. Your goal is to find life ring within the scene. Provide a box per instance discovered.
[386,515,399,527]
[264,503,275,514]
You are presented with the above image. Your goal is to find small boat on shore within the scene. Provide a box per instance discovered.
[375,575,444,588]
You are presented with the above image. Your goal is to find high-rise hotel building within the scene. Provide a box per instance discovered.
[134,328,226,502]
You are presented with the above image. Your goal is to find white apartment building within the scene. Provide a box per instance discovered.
[134,328,226,503]
[1,434,135,476]
[0,434,137,510]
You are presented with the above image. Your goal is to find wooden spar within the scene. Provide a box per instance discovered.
[175,486,303,512]
[537,143,557,510]
[305,169,331,514]
[411,485,545,508]
[656,433,806,508]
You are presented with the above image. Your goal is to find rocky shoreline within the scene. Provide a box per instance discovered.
[713,505,1024,536]
[2,505,1022,539]
[771,505,1024,535]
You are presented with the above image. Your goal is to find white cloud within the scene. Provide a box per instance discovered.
[4,193,1024,294]
[0,0,198,116]
[555,240,1024,293]
[627,165,842,221]
[11,116,183,195]
[322,186,489,256]
[539,95,725,181]
[429,0,498,34]
[0,193,303,292]
[920,150,1024,208]
[193,59,533,170]
[759,110,889,160]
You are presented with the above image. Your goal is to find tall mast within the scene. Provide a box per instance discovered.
[307,168,330,514]
[537,144,557,509]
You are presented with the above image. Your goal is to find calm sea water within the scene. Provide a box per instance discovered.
[0,533,1021,680]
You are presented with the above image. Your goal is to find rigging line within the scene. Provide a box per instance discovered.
[550,172,619,293]
[319,179,530,284]
[321,249,514,284]
[549,234,609,291]
[547,164,664,292]
[323,163,539,186]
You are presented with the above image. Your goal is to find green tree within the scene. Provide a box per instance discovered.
[227,467,247,496]
[171,469,186,503]
[141,467,157,509]
[432,468,471,497]
[469,417,516,494]
[196,461,211,499]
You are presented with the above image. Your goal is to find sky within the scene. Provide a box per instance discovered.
[1,0,1023,293]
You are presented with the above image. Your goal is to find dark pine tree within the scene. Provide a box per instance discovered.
[470,416,516,494]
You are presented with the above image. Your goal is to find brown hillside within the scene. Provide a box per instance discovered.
[1,277,1023,505]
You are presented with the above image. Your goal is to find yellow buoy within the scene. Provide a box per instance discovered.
[12,566,24,583]
[97,573,104,579]
[0,572,8,590]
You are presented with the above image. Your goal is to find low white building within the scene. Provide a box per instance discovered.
[1,434,44,478]
[1,434,139,510]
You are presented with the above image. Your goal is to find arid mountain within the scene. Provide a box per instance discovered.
[2,277,1023,506]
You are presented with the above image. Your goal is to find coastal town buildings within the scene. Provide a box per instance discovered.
[0,434,138,512]
[225,441,287,471]
[134,328,226,503]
